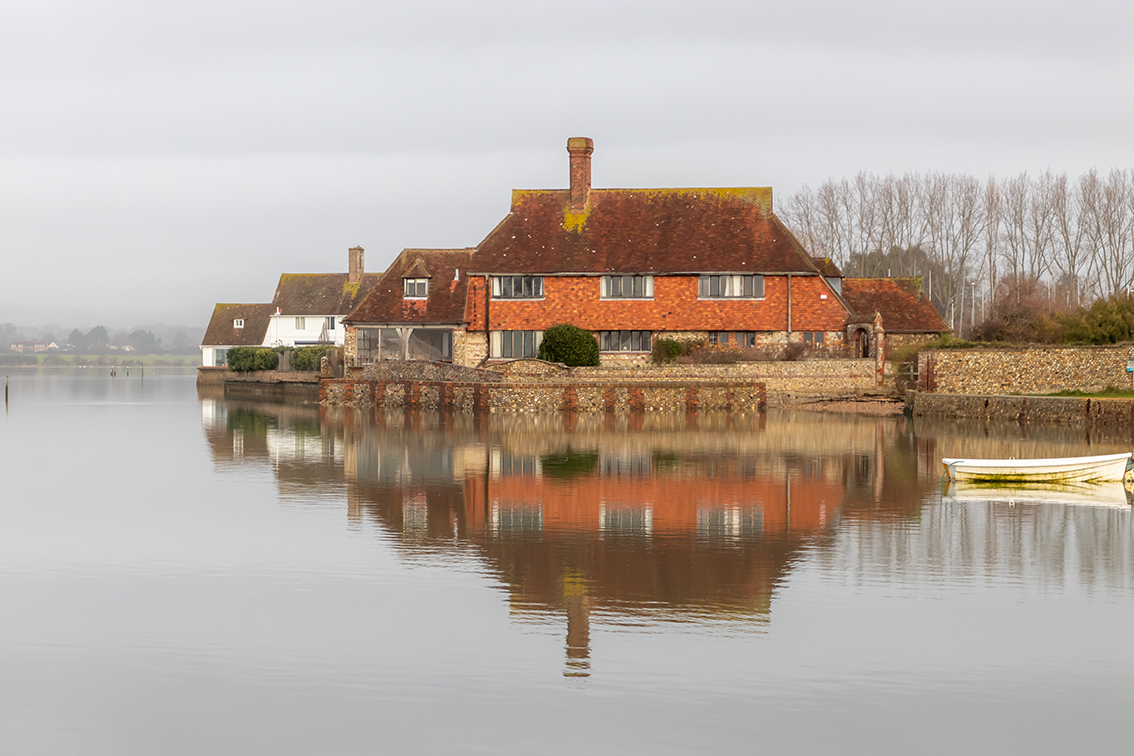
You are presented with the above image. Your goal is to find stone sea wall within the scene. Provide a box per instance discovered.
[320,378,766,414]
[486,358,881,394]
[919,345,1134,394]
[908,391,1134,426]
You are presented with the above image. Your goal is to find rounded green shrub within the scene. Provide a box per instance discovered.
[537,324,599,367]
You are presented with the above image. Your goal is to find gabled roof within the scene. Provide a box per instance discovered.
[201,303,274,347]
[468,188,821,275]
[344,248,475,325]
[841,278,950,333]
[271,273,380,316]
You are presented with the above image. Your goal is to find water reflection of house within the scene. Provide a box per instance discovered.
[199,401,928,675]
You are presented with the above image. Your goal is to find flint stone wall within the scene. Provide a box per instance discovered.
[919,345,1134,395]
[320,378,766,414]
[487,358,879,393]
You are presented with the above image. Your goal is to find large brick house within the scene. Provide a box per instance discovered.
[343,138,948,367]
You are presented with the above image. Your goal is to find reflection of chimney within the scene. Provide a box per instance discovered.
[349,246,364,285]
[564,593,591,678]
[567,137,594,214]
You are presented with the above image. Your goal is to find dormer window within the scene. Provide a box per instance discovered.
[404,278,428,298]
[233,319,244,328]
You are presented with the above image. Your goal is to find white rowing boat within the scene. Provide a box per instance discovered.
[941,452,1133,483]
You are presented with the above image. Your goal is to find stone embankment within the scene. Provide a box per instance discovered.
[908,391,1134,426]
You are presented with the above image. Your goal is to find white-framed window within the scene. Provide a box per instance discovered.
[490,330,543,358]
[233,319,244,329]
[295,316,306,330]
[492,275,543,299]
[698,274,764,299]
[404,278,428,298]
[325,316,336,331]
[601,275,653,299]
[598,330,651,352]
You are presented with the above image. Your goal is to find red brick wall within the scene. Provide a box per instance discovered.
[476,274,848,333]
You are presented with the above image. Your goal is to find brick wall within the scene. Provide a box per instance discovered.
[478,274,848,333]
[918,345,1134,394]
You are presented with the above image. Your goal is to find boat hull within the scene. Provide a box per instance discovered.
[941,453,1132,483]
[944,480,1133,507]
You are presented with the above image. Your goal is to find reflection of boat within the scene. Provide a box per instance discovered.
[941,452,1132,483]
[944,479,1133,508]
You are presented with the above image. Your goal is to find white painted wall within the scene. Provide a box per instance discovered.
[265,314,347,347]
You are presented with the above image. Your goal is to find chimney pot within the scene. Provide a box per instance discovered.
[567,137,594,213]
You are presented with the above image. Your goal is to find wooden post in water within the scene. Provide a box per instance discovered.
[5,375,8,405]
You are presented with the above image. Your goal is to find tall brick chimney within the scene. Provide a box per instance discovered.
[348,246,364,285]
[567,137,594,213]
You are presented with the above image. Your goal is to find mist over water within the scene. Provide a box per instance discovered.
[2,368,1133,754]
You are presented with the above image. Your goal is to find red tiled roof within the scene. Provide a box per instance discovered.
[811,257,843,277]
[344,248,476,325]
[270,273,380,316]
[841,278,950,333]
[468,188,820,275]
[200,303,274,347]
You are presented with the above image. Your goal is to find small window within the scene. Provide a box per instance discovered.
[492,276,544,299]
[803,332,826,345]
[325,316,336,331]
[233,319,244,329]
[404,278,428,298]
[598,331,652,353]
[295,317,305,330]
[698,274,764,299]
[601,275,653,299]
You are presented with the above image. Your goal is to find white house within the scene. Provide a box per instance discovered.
[200,247,379,366]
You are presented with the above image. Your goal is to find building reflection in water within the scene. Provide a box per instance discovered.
[198,392,1134,675]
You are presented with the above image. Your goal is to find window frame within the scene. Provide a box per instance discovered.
[597,330,652,353]
[697,274,765,299]
[600,275,654,299]
[295,316,306,330]
[490,330,544,359]
[403,278,429,298]
[233,319,244,329]
[491,276,544,299]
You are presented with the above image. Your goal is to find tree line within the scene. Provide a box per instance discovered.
[781,169,1134,338]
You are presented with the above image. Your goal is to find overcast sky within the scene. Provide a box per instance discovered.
[2,0,1133,328]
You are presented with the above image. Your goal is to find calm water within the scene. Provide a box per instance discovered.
[3,368,1134,754]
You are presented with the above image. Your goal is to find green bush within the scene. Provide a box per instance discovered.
[537,324,599,367]
[227,346,279,372]
[293,346,335,371]
[651,338,685,364]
